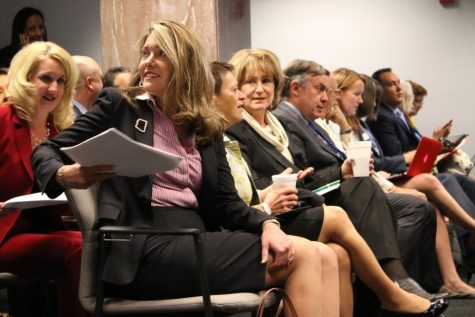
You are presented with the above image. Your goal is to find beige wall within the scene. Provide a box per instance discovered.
[100,0,218,71]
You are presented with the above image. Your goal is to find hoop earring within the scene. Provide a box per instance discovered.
[138,80,143,88]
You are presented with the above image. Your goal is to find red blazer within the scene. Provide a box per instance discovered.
[0,105,62,245]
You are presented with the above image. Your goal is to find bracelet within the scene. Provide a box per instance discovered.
[261,202,272,215]
[55,166,69,189]
[261,219,280,231]
[340,128,352,135]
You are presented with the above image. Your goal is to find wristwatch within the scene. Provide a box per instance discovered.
[261,202,272,215]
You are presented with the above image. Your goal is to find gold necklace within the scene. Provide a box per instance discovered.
[30,122,51,148]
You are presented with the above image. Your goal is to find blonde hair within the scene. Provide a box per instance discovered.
[333,67,365,134]
[7,41,78,130]
[228,48,283,109]
[132,20,222,144]
[333,67,364,93]
[399,80,414,115]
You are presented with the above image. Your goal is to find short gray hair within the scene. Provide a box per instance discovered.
[281,59,329,99]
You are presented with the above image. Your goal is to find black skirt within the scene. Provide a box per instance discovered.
[109,206,266,299]
[278,206,324,241]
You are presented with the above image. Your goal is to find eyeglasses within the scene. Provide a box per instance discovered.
[315,84,339,96]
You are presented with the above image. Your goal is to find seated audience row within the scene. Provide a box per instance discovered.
[2,18,472,317]
[211,61,446,316]
[325,68,475,297]
[29,21,332,317]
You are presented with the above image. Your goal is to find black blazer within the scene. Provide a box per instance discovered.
[32,88,273,285]
[367,103,420,156]
[226,120,300,190]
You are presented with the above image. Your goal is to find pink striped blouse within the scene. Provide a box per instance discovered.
[143,96,202,209]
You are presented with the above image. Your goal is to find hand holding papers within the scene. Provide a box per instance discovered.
[3,192,67,210]
[61,128,182,177]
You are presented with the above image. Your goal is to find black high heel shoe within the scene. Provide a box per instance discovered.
[381,298,449,316]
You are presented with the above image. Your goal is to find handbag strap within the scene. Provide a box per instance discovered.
[257,287,299,317]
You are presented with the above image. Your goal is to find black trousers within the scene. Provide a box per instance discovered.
[387,193,442,292]
[324,177,400,261]
[436,172,475,238]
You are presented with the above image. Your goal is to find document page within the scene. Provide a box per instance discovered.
[4,192,67,209]
[61,128,182,177]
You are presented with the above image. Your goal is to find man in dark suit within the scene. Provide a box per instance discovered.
[270,59,443,299]
[367,68,420,157]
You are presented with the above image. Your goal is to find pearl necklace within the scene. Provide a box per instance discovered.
[31,122,51,148]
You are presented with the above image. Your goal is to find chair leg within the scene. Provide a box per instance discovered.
[43,280,57,317]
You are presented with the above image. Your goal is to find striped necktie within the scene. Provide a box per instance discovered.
[395,109,421,141]
[307,121,347,161]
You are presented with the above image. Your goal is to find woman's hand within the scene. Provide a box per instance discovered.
[262,187,298,215]
[261,222,294,269]
[342,157,374,179]
[279,166,314,181]
[377,171,391,179]
[0,202,6,216]
[296,167,314,180]
[433,120,452,140]
[59,163,116,189]
[327,105,351,131]
[403,150,416,164]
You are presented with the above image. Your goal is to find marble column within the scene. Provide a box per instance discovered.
[100,0,218,70]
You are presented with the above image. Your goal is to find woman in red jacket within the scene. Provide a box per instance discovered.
[0,41,87,317]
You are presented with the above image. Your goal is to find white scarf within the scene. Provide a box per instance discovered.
[242,110,294,163]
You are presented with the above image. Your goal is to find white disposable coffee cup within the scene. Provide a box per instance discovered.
[272,174,298,189]
[347,141,372,177]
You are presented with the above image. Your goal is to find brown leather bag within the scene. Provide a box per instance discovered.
[256,287,299,317]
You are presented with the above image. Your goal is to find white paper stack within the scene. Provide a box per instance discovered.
[61,128,182,177]
[4,192,68,209]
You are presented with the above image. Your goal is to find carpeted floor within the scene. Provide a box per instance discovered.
[443,274,475,317]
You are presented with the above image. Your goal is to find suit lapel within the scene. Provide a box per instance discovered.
[245,122,295,170]
[133,99,154,146]
[197,142,216,211]
[382,104,412,135]
[275,103,343,163]
[13,116,34,180]
[200,142,216,189]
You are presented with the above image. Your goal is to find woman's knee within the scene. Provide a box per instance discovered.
[323,206,352,228]
[419,173,441,190]
[265,236,320,286]
[290,236,321,264]
[326,243,350,272]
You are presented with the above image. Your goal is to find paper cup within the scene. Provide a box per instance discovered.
[271,174,297,189]
[347,141,372,177]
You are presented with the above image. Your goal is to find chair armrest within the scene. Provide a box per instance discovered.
[99,226,200,236]
[95,225,213,317]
